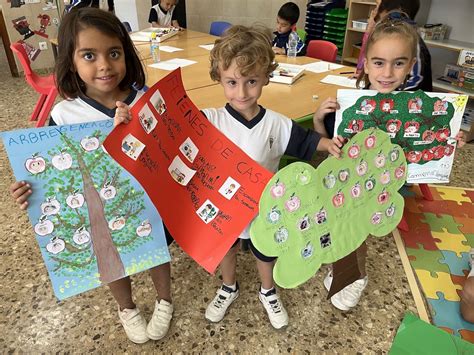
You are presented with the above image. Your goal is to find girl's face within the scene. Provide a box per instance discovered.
[364,34,416,93]
[73,27,126,101]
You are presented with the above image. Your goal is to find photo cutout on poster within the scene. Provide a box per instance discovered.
[149,89,167,115]
[218,177,241,200]
[179,137,198,163]
[121,133,145,160]
[168,156,196,186]
[196,199,219,224]
[138,103,158,134]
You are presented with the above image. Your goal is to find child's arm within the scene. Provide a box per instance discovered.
[313,97,340,138]
[456,131,466,149]
[10,181,32,210]
[151,21,160,28]
[272,46,286,55]
[171,20,182,30]
[114,101,132,126]
[316,136,345,158]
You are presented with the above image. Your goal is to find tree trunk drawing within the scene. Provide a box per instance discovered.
[63,135,125,283]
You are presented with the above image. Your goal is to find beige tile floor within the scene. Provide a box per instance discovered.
[0,43,473,353]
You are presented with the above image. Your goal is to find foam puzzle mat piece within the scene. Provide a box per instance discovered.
[416,199,472,219]
[463,190,474,203]
[432,230,471,257]
[421,213,463,234]
[436,187,471,205]
[404,197,422,214]
[464,234,474,247]
[439,250,471,276]
[453,216,474,235]
[400,228,441,251]
[459,329,474,344]
[427,291,474,337]
[406,246,450,276]
[415,270,462,301]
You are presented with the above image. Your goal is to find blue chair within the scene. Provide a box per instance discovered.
[209,21,232,36]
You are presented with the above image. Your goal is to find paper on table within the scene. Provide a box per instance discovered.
[301,61,343,73]
[320,75,357,88]
[159,45,183,53]
[148,58,197,70]
[130,33,150,42]
[199,44,214,51]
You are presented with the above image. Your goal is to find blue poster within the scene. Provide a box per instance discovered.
[1,120,170,300]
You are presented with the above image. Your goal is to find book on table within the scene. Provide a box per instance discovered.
[270,63,305,85]
[130,27,179,42]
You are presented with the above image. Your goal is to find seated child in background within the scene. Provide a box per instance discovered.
[202,25,344,329]
[272,2,306,56]
[148,0,180,28]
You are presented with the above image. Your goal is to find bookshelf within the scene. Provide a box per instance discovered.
[341,0,378,66]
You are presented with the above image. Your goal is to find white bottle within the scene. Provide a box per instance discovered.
[150,32,160,63]
[287,31,299,58]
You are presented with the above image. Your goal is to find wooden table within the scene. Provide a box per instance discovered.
[187,56,354,119]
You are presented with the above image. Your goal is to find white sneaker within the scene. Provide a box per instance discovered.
[259,288,289,329]
[324,271,368,311]
[205,284,239,322]
[146,299,173,340]
[118,307,149,344]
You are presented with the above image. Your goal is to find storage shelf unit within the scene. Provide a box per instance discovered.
[341,0,377,66]
[304,0,346,43]
[324,8,349,55]
[426,39,474,99]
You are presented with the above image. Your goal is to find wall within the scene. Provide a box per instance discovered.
[185,0,308,35]
[426,0,473,42]
[1,0,62,72]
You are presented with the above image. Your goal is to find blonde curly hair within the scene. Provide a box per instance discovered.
[209,25,278,81]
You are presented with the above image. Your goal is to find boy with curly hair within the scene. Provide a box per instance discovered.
[202,25,344,329]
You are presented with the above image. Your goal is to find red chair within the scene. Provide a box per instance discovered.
[10,42,58,127]
[306,40,338,62]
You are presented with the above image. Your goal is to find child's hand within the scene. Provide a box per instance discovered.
[114,101,132,127]
[455,131,466,149]
[317,135,346,158]
[272,46,285,55]
[313,97,340,122]
[10,181,32,210]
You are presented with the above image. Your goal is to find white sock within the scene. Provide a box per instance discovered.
[260,286,274,294]
[223,283,236,291]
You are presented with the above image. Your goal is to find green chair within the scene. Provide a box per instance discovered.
[296,29,307,42]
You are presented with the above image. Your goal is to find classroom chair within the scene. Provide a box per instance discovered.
[10,42,58,128]
[296,28,307,42]
[306,40,338,62]
[279,114,314,169]
[209,21,232,36]
[122,21,132,33]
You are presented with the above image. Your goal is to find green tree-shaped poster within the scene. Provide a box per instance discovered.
[335,89,467,183]
[250,128,407,288]
[2,121,170,300]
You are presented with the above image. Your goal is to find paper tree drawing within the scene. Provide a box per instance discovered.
[337,90,466,165]
[250,128,407,288]
[2,121,170,300]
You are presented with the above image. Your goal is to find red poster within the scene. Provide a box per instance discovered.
[103,69,273,273]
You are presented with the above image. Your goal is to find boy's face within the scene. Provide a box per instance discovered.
[160,0,176,11]
[219,59,268,121]
[276,16,292,34]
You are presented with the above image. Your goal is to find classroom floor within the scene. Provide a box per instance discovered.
[1,43,473,353]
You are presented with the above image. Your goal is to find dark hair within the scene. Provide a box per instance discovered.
[209,25,278,82]
[55,7,145,99]
[277,2,300,25]
[375,0,420,21]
